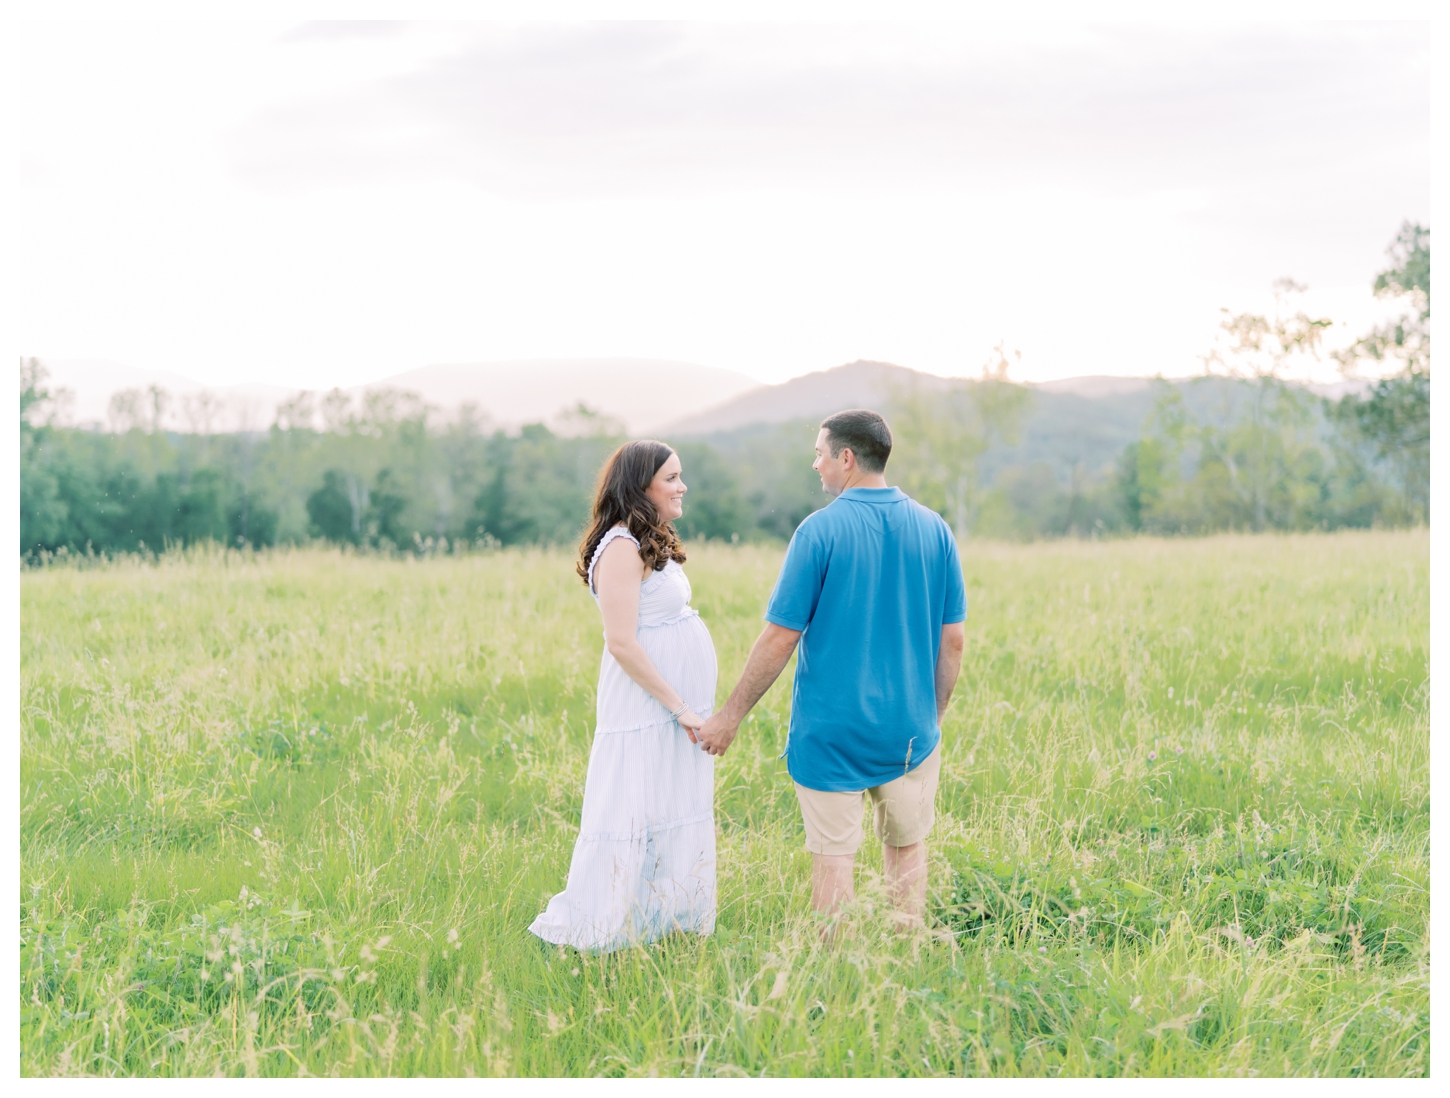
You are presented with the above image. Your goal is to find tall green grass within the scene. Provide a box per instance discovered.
[20,532,1428,1076]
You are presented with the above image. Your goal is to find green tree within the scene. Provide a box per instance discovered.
[20,359,69,552]
[887,344,1033,538]
[1332,222,1430,520]
[1132,285,1334,533]
[1115,433,1180,532]
[168,469,229,544]
[470,433,518,545]
[365,468,410,548]
[307,470,362,544]
[687,419,829,540]
[671,442,753,542]
[1196,283,1332,530]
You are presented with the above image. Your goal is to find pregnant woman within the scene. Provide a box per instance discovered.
[528,440,718,952]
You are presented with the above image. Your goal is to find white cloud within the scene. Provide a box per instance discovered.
[233,23,1427,201]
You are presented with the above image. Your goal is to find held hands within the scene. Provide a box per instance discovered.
[675,705,738,757]
[694,712,739,757]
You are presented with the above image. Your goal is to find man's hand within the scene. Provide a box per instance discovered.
[693,623,802,759]
[695,713,738,756]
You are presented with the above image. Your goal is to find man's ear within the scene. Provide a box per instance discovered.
[840,447,855,470]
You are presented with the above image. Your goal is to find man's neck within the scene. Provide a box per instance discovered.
[839,471,889,493]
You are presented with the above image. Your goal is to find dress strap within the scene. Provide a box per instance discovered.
[588,525,641,593]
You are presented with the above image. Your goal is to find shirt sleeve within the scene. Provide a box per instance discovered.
[941,526,967,624]
[764,522,826,632]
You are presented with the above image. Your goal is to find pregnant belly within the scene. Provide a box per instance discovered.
[596,615,718,733]
[640,614,717,691]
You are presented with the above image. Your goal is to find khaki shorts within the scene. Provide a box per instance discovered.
[794,744,941,856]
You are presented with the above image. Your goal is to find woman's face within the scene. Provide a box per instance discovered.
[646,451,686,521]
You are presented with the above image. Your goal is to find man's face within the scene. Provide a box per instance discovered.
[813,428,849,497]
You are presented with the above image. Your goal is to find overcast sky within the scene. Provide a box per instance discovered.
[9,19,1431,388]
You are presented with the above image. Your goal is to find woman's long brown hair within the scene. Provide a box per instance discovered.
[576,440,687,586]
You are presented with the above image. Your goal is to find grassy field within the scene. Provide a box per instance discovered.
[19,531,1429,1077]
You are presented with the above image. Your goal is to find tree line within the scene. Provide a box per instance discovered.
[19,224,1427,560]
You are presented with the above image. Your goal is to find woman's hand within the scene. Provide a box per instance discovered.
[675,708,706,741]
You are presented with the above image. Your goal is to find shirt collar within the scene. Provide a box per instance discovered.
[838,486,907,503]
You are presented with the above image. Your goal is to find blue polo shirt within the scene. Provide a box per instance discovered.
[764,486,967,792]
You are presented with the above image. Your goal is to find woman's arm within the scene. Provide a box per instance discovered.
[594,537,705,733]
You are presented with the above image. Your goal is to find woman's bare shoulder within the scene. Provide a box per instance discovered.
[595,529,648,583]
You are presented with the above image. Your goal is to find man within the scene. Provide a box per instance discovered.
[695,409,967,929]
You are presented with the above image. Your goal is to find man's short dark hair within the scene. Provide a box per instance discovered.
[820,409,892,473]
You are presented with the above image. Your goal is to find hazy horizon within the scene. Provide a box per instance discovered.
[33,353,1370,439]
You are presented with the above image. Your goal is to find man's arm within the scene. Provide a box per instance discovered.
[695,623,802,756]
[936,621,966,723]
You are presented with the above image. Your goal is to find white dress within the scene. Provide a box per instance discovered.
[528,526,718,951]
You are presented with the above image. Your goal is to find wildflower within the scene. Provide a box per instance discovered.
[1147,751,1158,763]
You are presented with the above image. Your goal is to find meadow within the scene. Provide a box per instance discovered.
[19,531,1429,1077]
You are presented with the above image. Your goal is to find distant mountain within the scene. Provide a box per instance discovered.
[669,361,1377,501]
[1033,375,1157,398]
[662,360,950,435]
[665,361,1373,440]
[981,387,1159,485]
[362,358,759,435]
[679,370,1163,526]
[663,361,1193,437]
[39,357,761,436]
